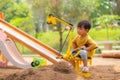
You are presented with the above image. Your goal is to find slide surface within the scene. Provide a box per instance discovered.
[0,38,32,68]
[0,19,61,64]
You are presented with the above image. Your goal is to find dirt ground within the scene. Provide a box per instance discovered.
[0,57,120,80]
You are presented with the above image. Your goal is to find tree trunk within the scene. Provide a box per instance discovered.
[50,0,63,52]
[116,0,120,15]
[35,22,39,38]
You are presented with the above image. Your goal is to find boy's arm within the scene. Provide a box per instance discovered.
[72,36,79,52]
[72,36,78,49]
[84,38,98,51]
[85,45,97,51]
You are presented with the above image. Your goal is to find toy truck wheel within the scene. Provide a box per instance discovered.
[34,60,40,66]
[31,60,40,67]
[31,62,36,67]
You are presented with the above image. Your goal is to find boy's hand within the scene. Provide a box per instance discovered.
[72,48,80,53]
[81,46,87,50]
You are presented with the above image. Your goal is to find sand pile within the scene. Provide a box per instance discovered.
[1,62,81,80]
[0,61,120,80]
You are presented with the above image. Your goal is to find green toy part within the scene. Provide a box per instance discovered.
[31,57,47,69]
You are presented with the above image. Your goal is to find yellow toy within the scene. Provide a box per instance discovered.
[47,14,95,77]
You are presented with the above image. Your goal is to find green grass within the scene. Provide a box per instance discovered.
[16,27,120,54]
[38,31,60,51]
[37,31,71,53]
[89,28,120,41]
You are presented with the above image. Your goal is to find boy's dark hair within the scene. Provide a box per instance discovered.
[77,20,91,30]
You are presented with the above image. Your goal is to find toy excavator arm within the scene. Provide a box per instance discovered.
[46,14,73,29]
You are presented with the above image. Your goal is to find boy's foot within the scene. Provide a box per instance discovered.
[81,66,89,72]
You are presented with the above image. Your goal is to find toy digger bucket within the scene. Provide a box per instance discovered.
[31,57,47,69]
[46,14,56,25]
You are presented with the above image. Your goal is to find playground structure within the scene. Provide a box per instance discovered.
[0,13,62,68]
[0,12,119,79]
[47,14,95,77]
[0,12,120,80]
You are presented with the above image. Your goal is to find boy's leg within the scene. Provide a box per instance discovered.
[79,50,89,72]
[83,60,88,66]
[79,50,88,66]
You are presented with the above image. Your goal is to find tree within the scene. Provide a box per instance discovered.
[94,15,120,40]
[0,0,14,21]
[0,0,34,34]
[114,0,120,15]
[62,0,99,23]
[27,0,50,38]
[48,0,64,52]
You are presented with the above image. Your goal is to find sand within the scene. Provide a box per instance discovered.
[0,57,120,80]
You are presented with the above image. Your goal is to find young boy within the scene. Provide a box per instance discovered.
[72,20,98,72]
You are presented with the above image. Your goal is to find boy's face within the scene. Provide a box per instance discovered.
[77,26,89,36]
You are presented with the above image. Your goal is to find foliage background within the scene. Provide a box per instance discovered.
[0,0,120,54]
